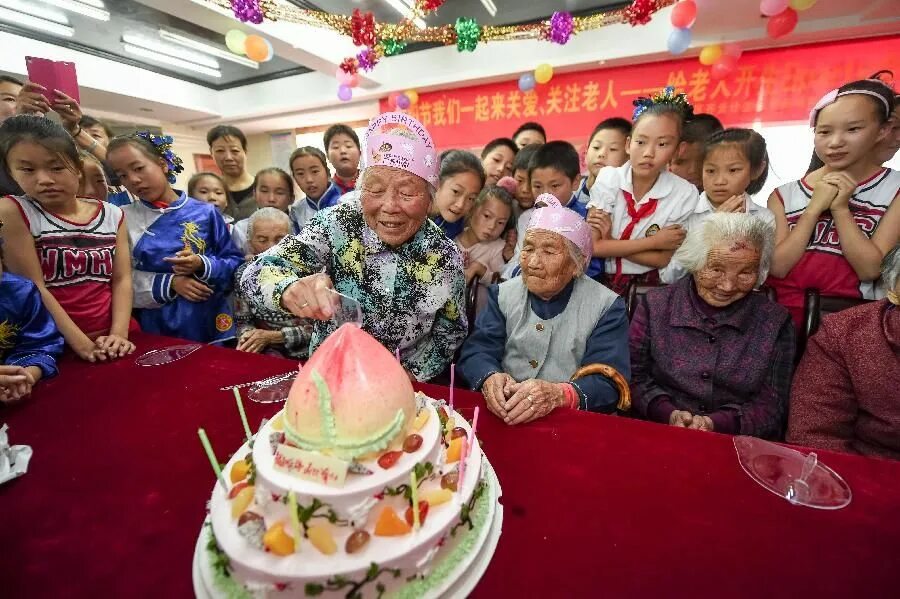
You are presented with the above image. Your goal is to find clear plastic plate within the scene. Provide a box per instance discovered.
[247,371,297,404]
[734,436,852,510]
[135,343,202,367]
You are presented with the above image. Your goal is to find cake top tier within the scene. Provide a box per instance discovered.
[283,324,415,461]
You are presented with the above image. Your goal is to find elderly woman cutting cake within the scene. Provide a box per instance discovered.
[241,113,467,381]
[630,213,795,439]
[458,194,631,424]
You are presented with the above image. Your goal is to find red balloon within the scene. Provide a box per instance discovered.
[387,92,400,109]
[767,8,798,39]
[670,0,697,29]
[711,55,738,79]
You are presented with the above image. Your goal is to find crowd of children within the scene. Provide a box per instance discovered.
[0,67,897,437]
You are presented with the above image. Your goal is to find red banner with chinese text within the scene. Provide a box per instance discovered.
[381,36,899,152]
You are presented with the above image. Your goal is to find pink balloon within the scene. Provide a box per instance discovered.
[767,7,798,39]
[348,74,359,88]
[723,42,743,59]
[711,55,738,80]
[670,0,697,29]
[336,68,353,85]
[760,0,789,17]
[387,92,400,110]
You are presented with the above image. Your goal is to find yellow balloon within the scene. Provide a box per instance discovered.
[404,90,419,105]
[534,63,554,85]
[789,0,817,10]
[225,30,247,55]
[699,44,723,66]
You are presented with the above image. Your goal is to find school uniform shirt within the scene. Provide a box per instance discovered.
[659,192,776,284]
[0,272,64,379]
[7,195,123,336]
[588,163,699,276]
[123,192,244,343]
[289,182,343,233]
[767,168,900,326]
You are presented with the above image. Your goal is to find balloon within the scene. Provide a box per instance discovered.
[789,0,816,10]
[699,44,723,66]
[336,68,352,85]
[348,74,359,88]
[404,90,419,105]
[387,92,400,110]
[225,30,247,55]
[723,42,743,59]
[711,55,738,79]
[337,85,353,102]
[518,72,536,92]
[667,28,692,55]
[261,38,274,62]
[397,94,411,110]
[534,63,553,85]
[759,0,789,16]
[670,1,697,29]
[767,8,798,39]
[245,35,269,62]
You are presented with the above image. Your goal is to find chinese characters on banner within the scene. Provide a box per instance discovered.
[380,36,899,152]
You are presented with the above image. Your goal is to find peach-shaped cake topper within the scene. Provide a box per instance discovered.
[283,324,415,461]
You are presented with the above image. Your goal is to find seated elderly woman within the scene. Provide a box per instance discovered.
[241,112,467,381]
[458,194,630,425]
[233,208,314,359]
[787,245,900,460]
[631,213,795,439]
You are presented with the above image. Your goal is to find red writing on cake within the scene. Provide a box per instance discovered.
[273,444,349,488]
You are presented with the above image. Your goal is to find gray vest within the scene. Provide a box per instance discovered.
[498,276,618,383]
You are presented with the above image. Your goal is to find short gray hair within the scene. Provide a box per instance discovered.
[247,207,290,237]
[673,213,775,286]
[882,244,900,292]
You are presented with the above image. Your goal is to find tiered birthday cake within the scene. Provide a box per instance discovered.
[194,324,502,599]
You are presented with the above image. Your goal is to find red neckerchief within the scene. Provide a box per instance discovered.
[150,199,170,209]
[333,173,358,195]
[613,189,659,285]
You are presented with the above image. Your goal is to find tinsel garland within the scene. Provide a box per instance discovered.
[624,0,658,27]
[454,17,480,52]
[350,8,376,47]
[545,11,574,45]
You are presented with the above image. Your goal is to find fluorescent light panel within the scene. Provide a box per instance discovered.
[383,0,426,29]
[0,6,74,37]
[158,29,259,69]
[122,33,220,69]
[123,44,221,78]
[40,0,110,21]
[479,0,497,17]
[4,0,69,23]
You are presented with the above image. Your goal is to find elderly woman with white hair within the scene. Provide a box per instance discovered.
[458,194,630,425]
[241,112,467,380]
[788,244,900,460]
[630,213,795,439]
[232,208,313,358]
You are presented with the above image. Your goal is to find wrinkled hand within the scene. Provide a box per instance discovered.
[237,329,282,353]
[669,410,694,428]
[172,276,213,302]
[652,225,687,251]
[502,229,517,262]
[587,208,613,239]
[822,171,856,212]
[16,82,51,115]
[481,372,512,420]
[94,334,136,359]
[689,415,714,432]
[504,378,565,425]
[810,177,841,214]
[0,365,35,403]
[715,194,747,214]
[51,89,83,130]
[282,273,335,320]
[164,249,203,275]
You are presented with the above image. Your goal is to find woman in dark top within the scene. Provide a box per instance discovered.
[207,125,256,220]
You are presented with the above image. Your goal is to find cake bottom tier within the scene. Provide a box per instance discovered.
[193,460,503,599]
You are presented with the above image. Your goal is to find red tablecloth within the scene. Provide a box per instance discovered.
[2,332,899,598]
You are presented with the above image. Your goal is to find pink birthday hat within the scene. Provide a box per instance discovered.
[526,193,593,266]
[364,112,439,190]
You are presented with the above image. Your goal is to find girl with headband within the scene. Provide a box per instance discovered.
[767,79,900,327]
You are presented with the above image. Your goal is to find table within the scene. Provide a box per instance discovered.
[2,332,899,598]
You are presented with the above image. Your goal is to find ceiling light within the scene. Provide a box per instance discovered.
[122,34,220,69]
[3,0,69,23]
[0,6,73,37]
[158,29,259,69]
[123,44,221,78]
[41,0,110,21]
[383,0,426,30]
[479,0,497,17]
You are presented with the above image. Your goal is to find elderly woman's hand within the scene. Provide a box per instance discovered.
[504,379,565,425]
[282,273,335,320]
[482,372,512,420]
[669,410,694,427]
[688,415,714,431]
